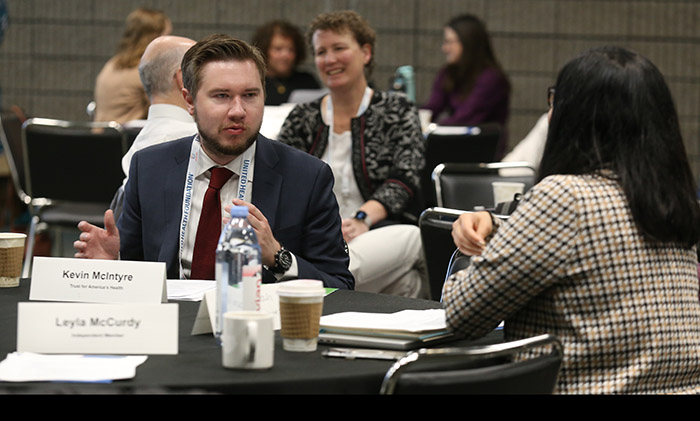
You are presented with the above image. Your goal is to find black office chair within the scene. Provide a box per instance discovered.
[418,207,465,301]
[0,109,33,275]
[1,109,29,204]
[432,161,536,210]
[422,124,502,208]
[21,118,126,274]
[380,333,563,394]
[419,207,511,301]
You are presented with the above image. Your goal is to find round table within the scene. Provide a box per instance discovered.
[0,279,501,394]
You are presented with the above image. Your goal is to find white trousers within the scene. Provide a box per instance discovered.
[348,224,427,298]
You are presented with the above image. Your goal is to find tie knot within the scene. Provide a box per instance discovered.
[209,167,233,190]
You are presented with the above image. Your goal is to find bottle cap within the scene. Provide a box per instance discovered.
[229,205,249,218]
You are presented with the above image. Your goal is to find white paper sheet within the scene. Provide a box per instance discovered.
[166,279,215,301]
[320,309,447,333]
[0,352,148,382]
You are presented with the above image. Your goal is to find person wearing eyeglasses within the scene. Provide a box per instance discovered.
[444,46,700,394]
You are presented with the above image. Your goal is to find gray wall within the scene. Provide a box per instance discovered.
[1,0,699,173]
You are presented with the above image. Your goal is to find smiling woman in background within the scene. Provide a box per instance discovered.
[278,10,427,298]
[422,14,510,158]
[93,8,171,124]
[252,20,320,105]
[444,46,700,394]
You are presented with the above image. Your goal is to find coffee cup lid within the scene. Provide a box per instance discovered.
[277,279,324,296]
[0,233,26,248]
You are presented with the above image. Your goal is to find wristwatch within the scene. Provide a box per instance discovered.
[271,246,293,273]
[352,210,373,227]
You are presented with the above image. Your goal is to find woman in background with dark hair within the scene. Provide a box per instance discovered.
[252,19,320,105]
[422,14,510,157]
[443,46,700,394]
[94,8,171,123]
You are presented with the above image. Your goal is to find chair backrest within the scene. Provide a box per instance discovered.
[380,334,563,394]
[0,108,29,204]
[22,118,126,205]
[418,207,465,301]
[422,124,502,208]
[419,207,510,301]
[433,161,536,210]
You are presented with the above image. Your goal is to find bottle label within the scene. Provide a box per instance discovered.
[241,264,262,311]
[215,261,228,339]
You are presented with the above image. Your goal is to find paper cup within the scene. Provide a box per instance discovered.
[277,280,325,352]
[0,233,26,288]
[492,182,525,207]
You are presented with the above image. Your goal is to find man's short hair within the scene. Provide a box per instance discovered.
[181,34,267,98]
[139,45,189,98]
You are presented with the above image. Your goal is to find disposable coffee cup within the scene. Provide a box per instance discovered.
[0,233,26,288]
[492,182,525,207]
[277,280,325,352]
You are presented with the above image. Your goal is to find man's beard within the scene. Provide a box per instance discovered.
[195,113,259,160]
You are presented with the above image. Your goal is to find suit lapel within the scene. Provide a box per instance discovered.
[252,136,283,231]
[160,138,193,268]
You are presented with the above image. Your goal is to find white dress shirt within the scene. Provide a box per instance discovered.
[180,141,298,280]
[122,104,197,182]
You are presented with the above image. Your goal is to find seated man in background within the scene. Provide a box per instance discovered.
[121,35,198,182]
[74,34,354,290]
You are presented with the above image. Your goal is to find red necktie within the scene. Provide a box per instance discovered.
[191,167,234,280]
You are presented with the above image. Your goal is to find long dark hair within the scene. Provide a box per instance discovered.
[442,14,507,97]
[538,46,700,247]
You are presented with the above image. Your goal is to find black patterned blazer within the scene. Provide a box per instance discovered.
[277,90,425,218]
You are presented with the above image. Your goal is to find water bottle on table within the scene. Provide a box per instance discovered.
[215,205,262,344]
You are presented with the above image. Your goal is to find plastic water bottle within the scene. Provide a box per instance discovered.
[214,206,262,344]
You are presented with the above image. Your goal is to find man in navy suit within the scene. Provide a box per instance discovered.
[74,34,353,290]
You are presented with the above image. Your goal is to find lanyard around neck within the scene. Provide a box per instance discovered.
[178,135,255,278]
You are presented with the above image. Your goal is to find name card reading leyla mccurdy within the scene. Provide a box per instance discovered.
[29,257,167,304]
[17,302,178,355]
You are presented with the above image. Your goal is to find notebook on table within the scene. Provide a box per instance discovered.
[318,309,456,350]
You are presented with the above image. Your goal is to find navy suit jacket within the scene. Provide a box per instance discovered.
[117,134,354,290]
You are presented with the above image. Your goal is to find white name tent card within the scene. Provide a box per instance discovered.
[30,257,167,304]
[191,283,283,335]
[17,302,178,355]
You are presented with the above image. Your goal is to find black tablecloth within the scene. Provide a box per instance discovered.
[0,279,501,394]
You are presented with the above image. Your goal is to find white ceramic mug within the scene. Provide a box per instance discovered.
[221,311,274,370]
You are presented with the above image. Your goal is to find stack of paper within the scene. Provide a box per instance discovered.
[0,353,148,383]
[319,309,453,350]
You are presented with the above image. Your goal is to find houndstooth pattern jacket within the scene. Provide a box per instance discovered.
[277,90,425,217]
[443,173,700,394]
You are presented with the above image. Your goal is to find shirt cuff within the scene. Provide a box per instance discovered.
[272,253,299,281]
